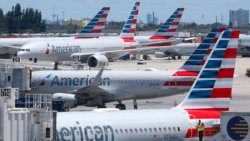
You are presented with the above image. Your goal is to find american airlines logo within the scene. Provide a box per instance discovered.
[50,75,111,86]
[45,43,81,55]
[39,74,52,86]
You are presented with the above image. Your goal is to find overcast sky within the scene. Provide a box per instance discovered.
[1,0,250,24]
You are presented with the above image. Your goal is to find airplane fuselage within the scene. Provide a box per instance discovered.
[31,70,194,104]
[56,109,219,141]
[17,38,136,62]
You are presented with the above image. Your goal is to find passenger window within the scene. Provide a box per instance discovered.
[177,127,180,132]
[144,128,147,133]
[115,129,118,134]
[149,128,152,132]
[130,129,133,133]
[140,128,143,133]
[173,127,176,131]
[163,127,167,132]
[120,129,123,134]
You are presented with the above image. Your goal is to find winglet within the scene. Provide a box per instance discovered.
[149,8,184,40]
[75,7,110,39]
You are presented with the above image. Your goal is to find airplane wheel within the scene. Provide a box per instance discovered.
[97,105,107,108]
[116,104,126,110]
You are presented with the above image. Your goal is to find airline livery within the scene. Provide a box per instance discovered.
[17,2,141,69]
[56,29,239,141]
[17,7,186,69]
[0,6,110,58]
[30,28,225,109]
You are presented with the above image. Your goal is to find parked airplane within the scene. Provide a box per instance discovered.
[17,2,141,69]
[17,7,186,69]
[0,6,110,58]
[30,28,225,110]
[55,29,239,141]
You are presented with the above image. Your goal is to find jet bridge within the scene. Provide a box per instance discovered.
[0,63,31,92]
[0,64,57,141]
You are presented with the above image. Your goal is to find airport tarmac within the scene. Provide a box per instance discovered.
[2,56,250,112]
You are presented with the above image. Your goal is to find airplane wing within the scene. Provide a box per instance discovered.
[0,45,20,55]
[69,69,135,100]
[0,44,22,49]
[71,38,181,61]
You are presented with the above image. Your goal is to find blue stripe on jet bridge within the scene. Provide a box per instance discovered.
[205,60,222,68]
[200,70,218,78]
[197,44,211,49]
[189,90,211,98]
[216,40,229,49]
[184,60,202,65]
[211,50,226,58]
[222,30,232,38]
[202,39,213,43]
[194,80,215,88]
[193,49,208,54]
[206,33,217,38]
[189,55,205,60]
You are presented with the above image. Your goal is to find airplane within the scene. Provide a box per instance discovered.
[0,6,110,58]
[17,7,185,69]
[17,2,141,70]
[29,28,225,110]
[55,29,239,141]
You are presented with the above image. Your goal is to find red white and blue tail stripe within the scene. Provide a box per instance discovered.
[172,28,226,77]
[75,7,110,39]
[120,2,140,42]
[175,29,239,111]
[149,8,184,40]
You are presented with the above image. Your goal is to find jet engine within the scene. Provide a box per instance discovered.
[52,93,78,108]
[154,52,166,58]
[87,54,109,68]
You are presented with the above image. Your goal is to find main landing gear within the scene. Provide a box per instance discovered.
[115,103,126,110]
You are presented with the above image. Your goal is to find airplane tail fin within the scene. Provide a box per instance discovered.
[75,7,110,39]
[172,28,226,77]
[175,29,239,112]
[149,8,184,40]
[120,1,140,42]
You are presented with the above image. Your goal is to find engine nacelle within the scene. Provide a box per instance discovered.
[87,54,109,68]
[53,93,78,108]
[154,52,166,58]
